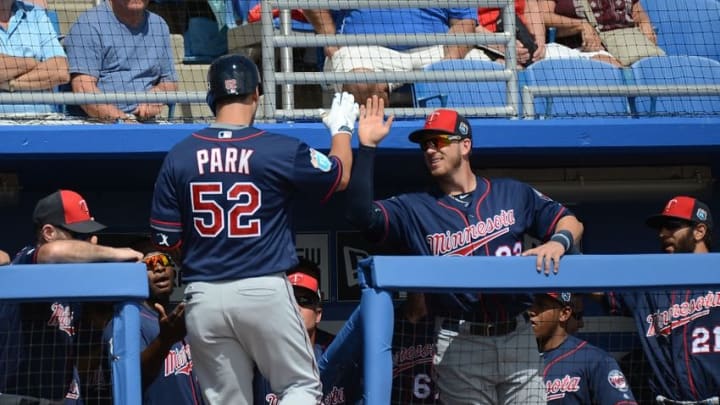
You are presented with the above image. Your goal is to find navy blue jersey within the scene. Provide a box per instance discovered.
[376,177,571,319]
[103,304,204,405]
[391,313,436,404]
[612,290,720,401]
[2,245,79,400]
[150,126,343,282]
[542,335,636,405]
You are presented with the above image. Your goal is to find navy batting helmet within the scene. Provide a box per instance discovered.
[206,54,260,115]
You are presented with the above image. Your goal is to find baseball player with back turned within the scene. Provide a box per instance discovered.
[346,98,584,404]
[610,196,720,405]
[149,54,357,404]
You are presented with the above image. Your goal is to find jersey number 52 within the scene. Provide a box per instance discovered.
[191,182,262,238]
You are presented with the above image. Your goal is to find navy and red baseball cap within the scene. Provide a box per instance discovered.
[408,109,472,143]
[547,292,573,307]
[33,190,106,234]
[646,196,714,229]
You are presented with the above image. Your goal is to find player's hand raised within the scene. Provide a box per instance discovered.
[358,95,394,148]
[320,92,359,137]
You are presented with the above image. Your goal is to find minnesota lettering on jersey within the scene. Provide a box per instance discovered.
[164,343,193,377]
[48,302,75,337]
[393,343,433,375]
[645,291,720,337]
[426,210,515,256]
[196,147,254,175]
[546,375,581,401]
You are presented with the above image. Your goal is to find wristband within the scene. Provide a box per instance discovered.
[550,230,573,253]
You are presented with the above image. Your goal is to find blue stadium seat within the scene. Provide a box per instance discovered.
[631,55,720,117]
[412,59,507,109]
[640,0,720,62]
[523,59,630,118]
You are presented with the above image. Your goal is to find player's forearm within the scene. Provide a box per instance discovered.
[345,145,379,230]
[329,133,353,191]
[12,57,69,91]
[0,54,39,81]
[554,215,584,246]
[140,336,176,391]
[35,240,132,263]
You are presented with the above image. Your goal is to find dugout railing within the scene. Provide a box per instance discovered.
[356,254,720,404]
[0,263,147,405]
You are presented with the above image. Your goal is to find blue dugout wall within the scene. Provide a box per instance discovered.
[1,117,720,312]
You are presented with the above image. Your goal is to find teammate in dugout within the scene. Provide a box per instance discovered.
[609,196,720,404]
[149,54,357,404]
[530,292,637,404]
[0,189,143,403]
[254,258,362,405]
[345,99,584,404]
[102,242,204,405]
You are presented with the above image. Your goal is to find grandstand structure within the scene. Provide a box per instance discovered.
[1,0,720,402]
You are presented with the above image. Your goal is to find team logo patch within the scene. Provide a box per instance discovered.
[309,148,332,172]
[697,208,707,221]
[607,369,629,392]
[225,79,237,93]
[458,122,469,136]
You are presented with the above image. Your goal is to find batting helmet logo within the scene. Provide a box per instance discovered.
[225,79,238,93]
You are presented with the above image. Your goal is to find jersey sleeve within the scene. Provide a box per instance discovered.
[520,182,573,241]
[290,142,343,204]
[150,154,183,249]
[372,196,415,245]
[590,354,637,405]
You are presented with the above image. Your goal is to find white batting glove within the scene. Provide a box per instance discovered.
[319,92,359,137]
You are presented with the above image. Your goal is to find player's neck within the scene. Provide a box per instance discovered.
[215,105,255,126]
[541,329,568,352]
[439,167,477,196]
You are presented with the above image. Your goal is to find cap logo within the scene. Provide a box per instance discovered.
[458,122,469,136]
[78,199,89,216]
[664,198,678,214]
[289,274,301,284]
[224,79,237,93]
[697,208,707,221]
[426,111,441,125]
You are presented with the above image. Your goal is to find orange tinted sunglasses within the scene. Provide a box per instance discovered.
[420,134,462,151]
[143,253,176,270]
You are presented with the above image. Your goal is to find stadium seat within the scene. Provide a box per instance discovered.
[630,55,720,117]
[412,59,507,109]
[523,59,630,118]
[640,0,720,62]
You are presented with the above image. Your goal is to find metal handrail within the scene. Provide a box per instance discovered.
[521,85,720,119]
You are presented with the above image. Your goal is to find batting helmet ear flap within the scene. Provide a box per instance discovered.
[206,90,217,116]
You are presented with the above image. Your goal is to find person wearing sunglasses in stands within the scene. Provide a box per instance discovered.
[609,196,720,405]
[346,101,584,403]
[102,243,205,405]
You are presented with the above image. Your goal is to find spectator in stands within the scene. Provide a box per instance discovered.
[0,189,142,403]
[476,0,547,68]
[538,0,658,66]
[64,0,178,122]
[609,196,720,403]
[529,292,637,404]
[346,99,584,403]
[304,8,488,105]
[102,240,205,404]
[254,258,362,404]
[0,0,69,115]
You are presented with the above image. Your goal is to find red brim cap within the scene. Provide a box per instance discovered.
[287,272,319,293]
[33,190,106,234]
[646,196,713,229]
[408,109,472,143]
